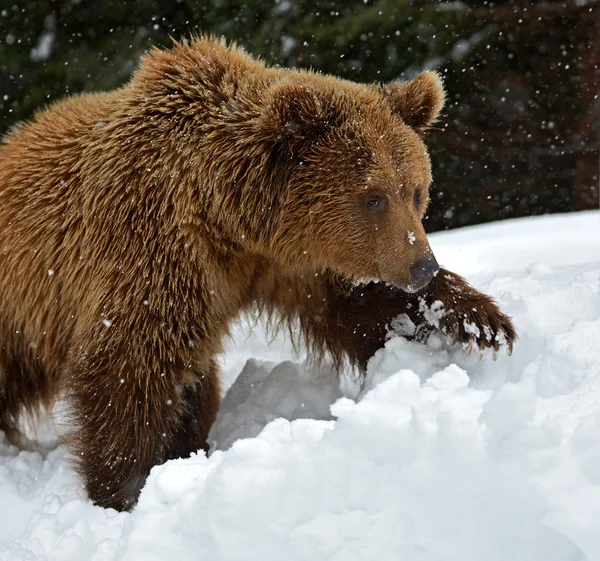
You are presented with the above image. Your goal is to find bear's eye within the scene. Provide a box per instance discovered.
[414,191,422,209]
[365,194,387,212]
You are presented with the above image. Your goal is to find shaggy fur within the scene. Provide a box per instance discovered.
[0,37,515,511]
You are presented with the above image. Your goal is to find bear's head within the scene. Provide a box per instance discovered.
[253,70,445,292]
[136,40,443,292]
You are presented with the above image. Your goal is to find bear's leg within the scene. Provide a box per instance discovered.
[164,359,221,460]
[261,268,515,371]
[67,350,220,511]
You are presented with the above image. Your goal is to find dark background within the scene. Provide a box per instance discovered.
[1,0,598,231]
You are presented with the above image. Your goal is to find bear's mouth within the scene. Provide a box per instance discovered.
[350,277,381,287]
[350,276,430,294]
[351,277,419,292]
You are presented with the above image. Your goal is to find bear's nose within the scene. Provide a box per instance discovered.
[409,254,439,290]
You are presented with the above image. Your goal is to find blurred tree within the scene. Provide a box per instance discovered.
[0,0,598,230]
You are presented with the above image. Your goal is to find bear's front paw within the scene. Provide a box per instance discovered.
[418,278,516,357]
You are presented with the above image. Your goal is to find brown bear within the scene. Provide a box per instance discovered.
[0,36,515,511]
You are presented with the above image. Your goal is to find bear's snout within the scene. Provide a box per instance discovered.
[409,254,439,290]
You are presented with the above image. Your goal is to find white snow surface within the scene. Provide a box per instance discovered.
[1,210,599,561]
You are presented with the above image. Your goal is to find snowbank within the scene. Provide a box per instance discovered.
[1,210,599,560]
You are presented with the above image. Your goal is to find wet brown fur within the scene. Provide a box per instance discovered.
[0,36,515,511]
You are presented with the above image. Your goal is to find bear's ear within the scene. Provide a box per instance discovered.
[260,81,337,146]
[382,70,446,131]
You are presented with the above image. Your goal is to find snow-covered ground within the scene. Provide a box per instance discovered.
[1,210,599,561]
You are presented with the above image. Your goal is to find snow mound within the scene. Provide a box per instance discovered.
[1,211,599,560]
[120,368,582,561]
